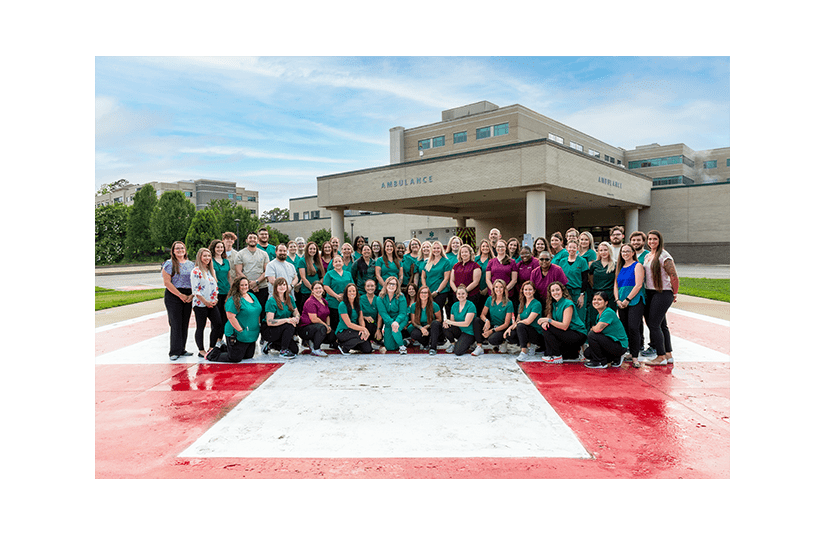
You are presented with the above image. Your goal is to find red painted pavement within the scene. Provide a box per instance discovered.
[95,360,728,478]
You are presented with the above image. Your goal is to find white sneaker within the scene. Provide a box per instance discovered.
[399,345,407,355]
[446,344,455,354]
[471,345,484,356]
[528,346,536,357]
[516,351,530,362]
[542,355,563,364]
[311,349,328,357]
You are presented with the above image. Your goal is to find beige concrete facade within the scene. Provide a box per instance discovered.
[95,179,259,215]
[282,101,729,263]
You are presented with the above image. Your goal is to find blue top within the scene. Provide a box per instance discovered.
[162,259,195,288]
[616,261,643,306]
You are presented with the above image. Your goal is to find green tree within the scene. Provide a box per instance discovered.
[95,203,130,265]
[124,184,158,259]
[185,209,220,254]
[308,228,349,246]
[150,190,195,250]
[261,207,289,222]
[206,198,258,241]
[260,224,289,246]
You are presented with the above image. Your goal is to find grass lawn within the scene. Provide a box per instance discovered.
[678,278,729,302]
[95,286,165,311]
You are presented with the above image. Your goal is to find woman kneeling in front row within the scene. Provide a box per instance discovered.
[261,277,300,358]
[537,281,588,364]
[207,276,262,362]
[408,285,444,355]
[583,291,629,368]
[443,285,484,356]
[335,283,374,354]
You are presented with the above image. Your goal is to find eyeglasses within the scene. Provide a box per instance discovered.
[539,258,551,262]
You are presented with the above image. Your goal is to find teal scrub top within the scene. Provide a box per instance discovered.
[446,252,458,266]
[560,255,590,291]
[213,258,231,295]
[484,296,514,328]
[551,298,587,336]
[409,302,441,326]
[322,268,354,308]
[359,294,379,322]
[376,257,402,284]
[335,300,361,334]
[296,256,322,294]
[377,294,409,328]
[401,254,418,287]
[266,295,297,320]
[589,259,616,293]
[596,307,629,348]
[581,249,597,265]
[351,258,377,294]
[421,257,452,293]
[518,298,543,333]
[450,300,477,335]
[475,255,491,293]
[224,293,262,343]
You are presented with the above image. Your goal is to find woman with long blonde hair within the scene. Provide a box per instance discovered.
[190,247,222,358]
[421,240,452,311]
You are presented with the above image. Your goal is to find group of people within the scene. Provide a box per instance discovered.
[161,224,679,369]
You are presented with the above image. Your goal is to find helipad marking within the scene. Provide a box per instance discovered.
[179,354,592,459]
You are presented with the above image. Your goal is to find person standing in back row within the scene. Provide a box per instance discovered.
[234,233,271,326]
[641,230,679,366]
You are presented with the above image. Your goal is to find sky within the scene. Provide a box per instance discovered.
[95,56,730,215]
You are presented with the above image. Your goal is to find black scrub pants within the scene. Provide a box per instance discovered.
[165,288,192,357]
[541,324,587,361]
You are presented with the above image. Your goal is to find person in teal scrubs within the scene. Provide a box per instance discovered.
[296,241,325,313]
[376,276,409,353]
[352,244,378,295]
[479,279,514,352]
[359,278,382,348]
[505,280,545,361]
[323,255,354,333]
[209,239,231,330]
[335,283,373,354]
[537,281,587,363]
[376,238,404,292]
[558,239,590,324]
[474,238,494,304]
[408,285,444,354]
[421,241,452,312]
[584,291,629,368]
[208,277,262,362]
[443,285,483,356]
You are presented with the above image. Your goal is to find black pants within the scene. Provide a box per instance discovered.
[253,287,269,325]
[644,289,673,356]
[207,339,256,363]
[445,318,483,355]
[484,328,507,347]
[217,294,228,331]
[507,323,545,351]
[542,324,587,360]
[433,291,449,314]
[336,329,373,353]
[262,323,299,353]
[193,305,223,351]
[618,301,644,358]
[299,323,336,349]
[164,288,192,357]
[409,320,443,350]
[584,331,626,365]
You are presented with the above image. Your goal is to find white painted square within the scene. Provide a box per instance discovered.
[180,353,592,458]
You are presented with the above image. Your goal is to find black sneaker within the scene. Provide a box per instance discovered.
[611,353,627,367]
[585,361,610,369]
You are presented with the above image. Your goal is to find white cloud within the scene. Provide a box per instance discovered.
[178,146,354,164]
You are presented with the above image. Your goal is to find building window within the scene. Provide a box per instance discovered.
[570,141,583,152]
[493,123,509,136]
[727,158,730,167]
[476,126,491,140]
[704,160,717,169]
[293,213,299,221]
[454,131,467,144]
[629,155,694,169]
[549,133,564,144]
[610,157,616,164]
[653,176,695,186]
[247,196,256,202]
[433,135,445,148]
[418,139,431,150]
[311,210,320,219]
[303,211,310,220]
[588,149,600,158]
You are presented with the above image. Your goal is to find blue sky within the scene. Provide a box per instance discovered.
[95,56,729,214]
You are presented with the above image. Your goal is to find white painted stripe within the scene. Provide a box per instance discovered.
[95,311,167,333]
[179,354,593,459]
[669,307,730,327]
